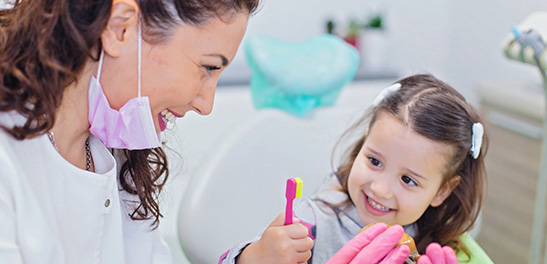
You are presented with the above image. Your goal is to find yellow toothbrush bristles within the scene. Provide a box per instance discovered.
[294,177,303,198]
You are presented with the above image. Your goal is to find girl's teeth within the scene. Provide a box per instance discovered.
[161,110,169,116]
[367,197,390,211]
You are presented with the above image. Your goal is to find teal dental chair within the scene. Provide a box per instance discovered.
[245,34,361,117]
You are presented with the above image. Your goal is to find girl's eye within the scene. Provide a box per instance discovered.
[368,157,382,167]
[401,175,418,186]
[203,65,221,75]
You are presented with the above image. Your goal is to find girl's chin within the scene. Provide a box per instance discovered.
[358,214,382,226]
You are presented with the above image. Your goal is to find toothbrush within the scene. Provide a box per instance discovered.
[284,177,303,225]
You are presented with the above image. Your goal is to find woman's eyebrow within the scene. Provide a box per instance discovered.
[204,53,228,66]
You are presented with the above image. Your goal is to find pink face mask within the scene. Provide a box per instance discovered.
[88,20,161,150]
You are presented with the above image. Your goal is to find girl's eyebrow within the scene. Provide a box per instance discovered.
[407,168,427,181]
[204,53,228,66]
[368,148,384,160]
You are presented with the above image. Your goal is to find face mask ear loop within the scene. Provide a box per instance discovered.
[97,49,105,82]
[137,16,142,98]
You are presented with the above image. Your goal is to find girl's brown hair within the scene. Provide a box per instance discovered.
[335,74,488,255]
[0,0,260,227]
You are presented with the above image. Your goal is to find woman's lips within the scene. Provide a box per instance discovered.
[168,109,184,117]
[363,192,394,216]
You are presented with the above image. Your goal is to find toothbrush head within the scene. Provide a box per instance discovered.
[286,177,303,199]
[294,177,302,198]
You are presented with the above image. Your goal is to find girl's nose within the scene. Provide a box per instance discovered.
[370,174,394,200]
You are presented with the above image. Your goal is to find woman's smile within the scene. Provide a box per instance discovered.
[159,109,185,131]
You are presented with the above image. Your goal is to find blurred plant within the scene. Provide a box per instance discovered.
[347,20,362,37]
[326,12,385,50]
[326,19,335,34]
[364,13,384,30]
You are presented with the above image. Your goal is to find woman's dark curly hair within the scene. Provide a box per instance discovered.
[0,0,260,228]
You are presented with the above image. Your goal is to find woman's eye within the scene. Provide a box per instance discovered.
[368,157,382,167]
[203,65,221,75]
[401,175,418,186]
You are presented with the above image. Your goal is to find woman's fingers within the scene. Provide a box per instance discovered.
[417,255,432,264]
[417,243,458,264]
[335,223,387,263]
[349,225,405,264]
[326,223,388,264]
[425,243,444,263]
[442,245,458,264]
[379,245,411,264]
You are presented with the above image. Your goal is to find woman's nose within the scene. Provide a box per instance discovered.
[191,81,216,115]
[370,174,394,200]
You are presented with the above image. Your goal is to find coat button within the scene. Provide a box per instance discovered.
[105,199,111,207]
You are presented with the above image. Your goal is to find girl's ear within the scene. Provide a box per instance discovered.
[100,0,140,58]
[431,175,461,207]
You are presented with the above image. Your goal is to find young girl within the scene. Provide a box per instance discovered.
[220,74,489,264]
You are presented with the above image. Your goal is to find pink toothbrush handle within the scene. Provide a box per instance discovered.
[285,178,297,225]
[285,197,294,225]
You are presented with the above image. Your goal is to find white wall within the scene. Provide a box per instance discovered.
[224,0,547,105]
[445,0,547,103]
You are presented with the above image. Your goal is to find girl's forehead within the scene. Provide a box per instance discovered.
[366,113,454,181]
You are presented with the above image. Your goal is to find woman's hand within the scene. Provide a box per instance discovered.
[326,223,410,264]
[236,213,313,264]
[417,243,458,264]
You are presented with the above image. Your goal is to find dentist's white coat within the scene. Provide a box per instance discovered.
[0,111,172,264]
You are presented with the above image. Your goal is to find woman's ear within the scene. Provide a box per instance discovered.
[101,0,140,58]
[430,175,461,207]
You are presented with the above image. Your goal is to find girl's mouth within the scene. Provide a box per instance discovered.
[364,193,394,216]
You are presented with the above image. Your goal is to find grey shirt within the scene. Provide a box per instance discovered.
[220,174,415,263]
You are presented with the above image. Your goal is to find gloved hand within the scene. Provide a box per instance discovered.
[417,243,458,264]
[326,223,410,264]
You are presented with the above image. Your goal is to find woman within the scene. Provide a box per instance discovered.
[0,0,259,263]
[0,0,430,263]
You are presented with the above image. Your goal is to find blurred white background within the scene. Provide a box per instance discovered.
[221,0,547,105]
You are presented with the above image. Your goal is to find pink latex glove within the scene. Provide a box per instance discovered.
[326,223,410,264]
[417,243,458,264]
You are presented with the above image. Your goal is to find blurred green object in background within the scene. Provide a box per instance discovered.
[245,34,360,117]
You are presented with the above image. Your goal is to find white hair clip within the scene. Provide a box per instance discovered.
[470,123,484,159]
[372,83,402,107]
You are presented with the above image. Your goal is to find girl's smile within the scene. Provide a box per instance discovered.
[363,192,395,216]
